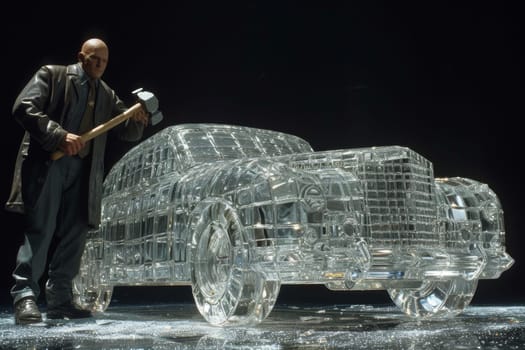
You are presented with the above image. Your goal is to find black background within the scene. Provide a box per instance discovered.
[1,1,522,307]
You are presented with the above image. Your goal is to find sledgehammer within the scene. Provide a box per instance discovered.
[50,88,163,161]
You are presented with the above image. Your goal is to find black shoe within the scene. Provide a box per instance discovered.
[14,297,43,325]
[46,301,92,320]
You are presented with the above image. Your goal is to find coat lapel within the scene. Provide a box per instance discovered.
[65,64,82,119]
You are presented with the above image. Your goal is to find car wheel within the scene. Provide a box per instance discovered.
[387,278,478,318]
[72,244,113,312]
[190,199,280,326]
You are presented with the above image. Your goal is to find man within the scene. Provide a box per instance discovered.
[6,38,149,324]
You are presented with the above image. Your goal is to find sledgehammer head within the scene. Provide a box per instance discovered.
[132,88,164,126]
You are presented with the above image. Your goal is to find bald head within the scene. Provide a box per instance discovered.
[81,38,108,53]
[78,38,109,80]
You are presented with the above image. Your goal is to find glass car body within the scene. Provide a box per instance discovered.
[73,124,514,326]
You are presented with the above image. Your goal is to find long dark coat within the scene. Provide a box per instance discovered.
[6,63,144,227]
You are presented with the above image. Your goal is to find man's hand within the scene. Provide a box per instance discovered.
[58,133,85,156]
[131,107,149,126]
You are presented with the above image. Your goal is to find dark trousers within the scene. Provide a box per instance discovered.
[11,156,88,308]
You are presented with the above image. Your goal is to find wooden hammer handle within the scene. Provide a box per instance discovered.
[50,103,143,161]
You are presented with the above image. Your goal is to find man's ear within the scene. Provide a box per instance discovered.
[77,51,85,63]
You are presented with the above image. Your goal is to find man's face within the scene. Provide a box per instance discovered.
[80,46,109,80]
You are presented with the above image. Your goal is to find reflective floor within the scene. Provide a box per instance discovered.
[1,303,524,349]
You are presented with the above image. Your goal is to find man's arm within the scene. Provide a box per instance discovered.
[108,89,147,142]
[12,66,68,152]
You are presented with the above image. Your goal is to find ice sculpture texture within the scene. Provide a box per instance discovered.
[73,123,514,326]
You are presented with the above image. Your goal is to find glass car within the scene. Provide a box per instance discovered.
[73,123,514,326]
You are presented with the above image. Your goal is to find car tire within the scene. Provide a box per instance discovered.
[189,199,280,326]
[387,278,478,318]
[72,244,113,312]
